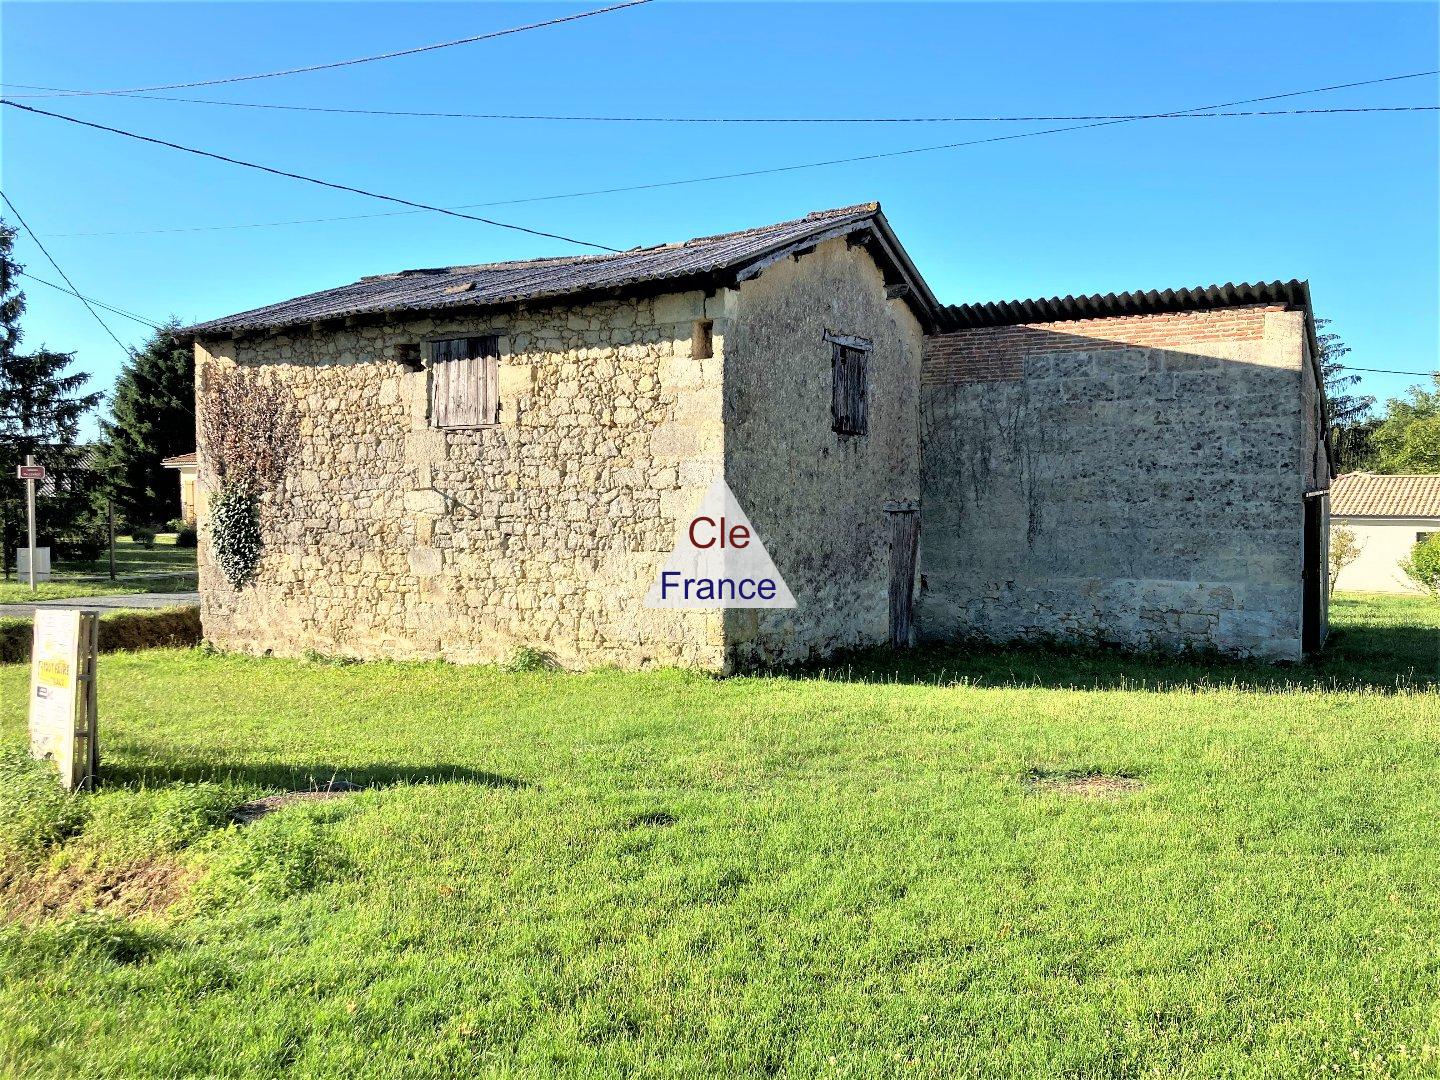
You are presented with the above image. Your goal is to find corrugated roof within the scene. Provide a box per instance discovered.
[940,280,1312,330]
[188,203,939,335]
[1331,473,1440,518]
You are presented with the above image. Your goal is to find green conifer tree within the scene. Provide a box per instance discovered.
[0,220,105,573]
[95,320,195,527]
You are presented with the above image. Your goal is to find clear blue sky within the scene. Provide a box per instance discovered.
[2,1,1437,439]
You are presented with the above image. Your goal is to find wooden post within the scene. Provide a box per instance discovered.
[25,453,37,593]
[107,498,117,580]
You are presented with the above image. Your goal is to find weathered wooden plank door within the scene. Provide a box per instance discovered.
[1302,493,1325,653]
[886,507,920,647]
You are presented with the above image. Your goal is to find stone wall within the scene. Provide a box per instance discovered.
[195,290,729,669]
[918,306,1322,660]
[722,237,925,667]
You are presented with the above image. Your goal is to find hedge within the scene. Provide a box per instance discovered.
[0,605,202,663]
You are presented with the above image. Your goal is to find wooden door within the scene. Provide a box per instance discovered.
[887,508,920,648]
[1302,494,1324,653]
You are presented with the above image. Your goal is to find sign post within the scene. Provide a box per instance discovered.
[17,456,46,593]
[28,608,100,791]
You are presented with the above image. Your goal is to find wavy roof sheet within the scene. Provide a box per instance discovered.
[941,280,1312,330]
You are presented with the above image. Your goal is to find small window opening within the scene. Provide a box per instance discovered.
[692,319,714,360]
[429,334,500,428]
[829,333,871,436]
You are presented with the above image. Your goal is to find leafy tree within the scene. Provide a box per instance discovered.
[1316,320,1376,472]
[1328,524,1362,591]
[0,220,105,573]
[94,320,194,528]
[1401,533,1440,600]
[1371,376,1440,474]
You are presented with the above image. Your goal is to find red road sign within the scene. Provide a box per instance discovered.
[17,465,46,480]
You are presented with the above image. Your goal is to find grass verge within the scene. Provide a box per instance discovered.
[0,593,1434,1077]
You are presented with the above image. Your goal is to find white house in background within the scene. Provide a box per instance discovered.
[161,452,199,524]
[1330,472,1440,593]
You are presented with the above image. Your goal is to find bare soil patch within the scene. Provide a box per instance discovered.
[1025,772,1143,798]
[230,779,364,825]
[0,857,197,924]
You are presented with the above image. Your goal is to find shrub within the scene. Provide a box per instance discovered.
[1328,524,1363,590]
[174,523,198,549]
[130,525,158,549]
[0,606,201,663]
[1401,534,1440,600]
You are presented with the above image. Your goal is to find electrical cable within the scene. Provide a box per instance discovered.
[2,0,654,97]
[15,270,165,329]
[0,101,621,253]
[0,188,134,353]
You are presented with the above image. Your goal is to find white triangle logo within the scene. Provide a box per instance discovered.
[644,475,797,609]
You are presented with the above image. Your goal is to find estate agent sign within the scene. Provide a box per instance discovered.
[28,608,100,791]
[645,476,796,609]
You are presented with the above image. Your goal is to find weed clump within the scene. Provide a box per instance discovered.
[0,750,89,862]
[504,646,558,673]
[196,812,346,906]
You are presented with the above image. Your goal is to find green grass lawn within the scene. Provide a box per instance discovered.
[0,594,1437,1077]
[0,535,197,604]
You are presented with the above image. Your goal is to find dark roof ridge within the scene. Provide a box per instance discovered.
[354,203,884,284]
[187,202,938,335]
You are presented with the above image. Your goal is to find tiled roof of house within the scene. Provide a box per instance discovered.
[161,452,197,467]
[940,280,1311,330]
[1331,473,1440,518]
[187,203,939,335]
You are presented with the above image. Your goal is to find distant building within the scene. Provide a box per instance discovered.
[161,452,198,524]
[1330,473,1440,593]
[184,203,1331,667]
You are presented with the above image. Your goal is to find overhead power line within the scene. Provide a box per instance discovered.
[0,100,621,253]
[15,270,165,329]
[7,0,654,97]
[0,188,134,354]
[18,69,1438,242]
[1,87,1434,122]
[1339,366,1438,377]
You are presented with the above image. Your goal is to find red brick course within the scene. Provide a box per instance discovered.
[922,305,1286,386]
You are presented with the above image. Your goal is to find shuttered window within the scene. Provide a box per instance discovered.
[429,335,499,428]
[830,337,870,436]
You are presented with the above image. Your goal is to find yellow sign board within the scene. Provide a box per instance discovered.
[28,609,99,791]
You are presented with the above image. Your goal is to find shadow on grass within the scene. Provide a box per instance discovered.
[786,612,1440,695]
[98,760,528,793]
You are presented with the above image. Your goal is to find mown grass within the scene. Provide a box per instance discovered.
[0,594,1437,1077]
[0,536,197,604]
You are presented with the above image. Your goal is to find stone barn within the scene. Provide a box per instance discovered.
[189,204,939,669]
[187,203,1332,668]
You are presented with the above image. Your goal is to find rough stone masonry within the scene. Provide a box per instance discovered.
[189,204,1329,669]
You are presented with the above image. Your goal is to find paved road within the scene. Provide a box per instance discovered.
[0,592,199,617]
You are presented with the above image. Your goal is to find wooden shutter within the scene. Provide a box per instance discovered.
[430,335,499,428]
[831,341,869,436]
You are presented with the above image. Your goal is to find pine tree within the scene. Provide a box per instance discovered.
[0,220,105,573]
[1316,319,1377,472]
[95,320,195,527]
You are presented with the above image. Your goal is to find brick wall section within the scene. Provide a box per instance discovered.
[922,305,1286,385]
